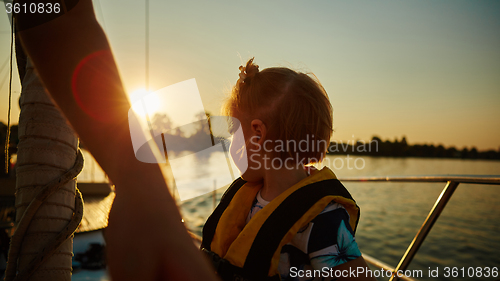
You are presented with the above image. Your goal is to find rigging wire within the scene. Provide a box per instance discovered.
[0,56,9,75]
[143,0,176,200]
[0,53,11,91]
[145,0,149,92]
[4,9,14,174]
[143,0,154,136]
[94,0,107,32]
[0,61,10,90]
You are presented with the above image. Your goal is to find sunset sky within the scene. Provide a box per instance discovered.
[1,0,499,150]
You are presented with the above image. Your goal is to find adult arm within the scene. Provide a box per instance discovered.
[15,1,218,280]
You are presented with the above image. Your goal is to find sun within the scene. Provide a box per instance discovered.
[130,88,161,117]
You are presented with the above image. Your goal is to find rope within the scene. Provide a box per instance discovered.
[4,149,85,281]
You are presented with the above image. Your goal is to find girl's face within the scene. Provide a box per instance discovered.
[229,111,265,182]
[228,117,248,176]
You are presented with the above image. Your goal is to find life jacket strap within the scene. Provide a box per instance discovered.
[201,177,247,251]
[243,179,358,277]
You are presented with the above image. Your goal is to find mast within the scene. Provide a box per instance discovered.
[5,54,80,281]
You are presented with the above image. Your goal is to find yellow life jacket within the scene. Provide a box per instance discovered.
[201,167,360,281]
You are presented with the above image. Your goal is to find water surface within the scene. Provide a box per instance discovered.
[180,155,500,280]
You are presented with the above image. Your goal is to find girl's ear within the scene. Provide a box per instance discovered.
[250,119,266,145]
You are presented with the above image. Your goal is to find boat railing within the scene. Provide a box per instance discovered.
[338,175,500,281]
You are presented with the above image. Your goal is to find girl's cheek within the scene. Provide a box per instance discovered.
[229,132,249,174]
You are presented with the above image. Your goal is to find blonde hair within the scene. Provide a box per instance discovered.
[222,58,333,165]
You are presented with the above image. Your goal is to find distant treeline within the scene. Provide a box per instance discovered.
[2,120,500,174]
[327,136,500,160]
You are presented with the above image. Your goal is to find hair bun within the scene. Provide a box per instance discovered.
[245,57,259,78]
[237,57,259,86]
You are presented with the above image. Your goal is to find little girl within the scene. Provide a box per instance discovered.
[202,58,376,281]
